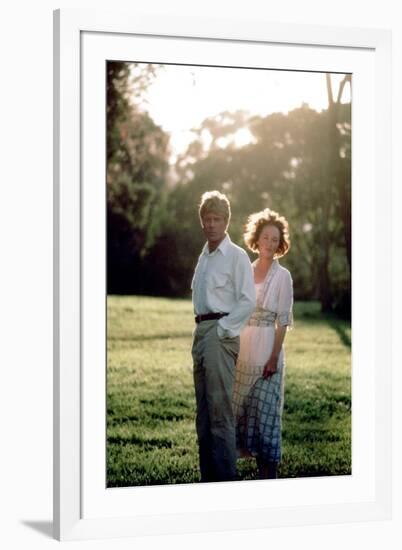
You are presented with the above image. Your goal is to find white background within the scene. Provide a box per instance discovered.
[0,0,400,548]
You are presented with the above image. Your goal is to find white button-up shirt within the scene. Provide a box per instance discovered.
[191,234,256,338]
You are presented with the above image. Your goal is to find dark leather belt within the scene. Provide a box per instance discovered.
[195,312,229,324]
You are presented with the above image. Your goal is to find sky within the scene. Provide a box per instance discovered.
[138,64,351,164]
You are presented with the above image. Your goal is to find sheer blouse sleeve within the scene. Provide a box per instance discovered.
[277,269,294,329]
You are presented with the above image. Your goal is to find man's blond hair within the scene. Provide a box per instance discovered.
[199,190,231,224]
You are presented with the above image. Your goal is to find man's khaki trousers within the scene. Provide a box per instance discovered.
[192,320,240,482]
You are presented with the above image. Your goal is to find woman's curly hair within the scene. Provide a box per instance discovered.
[243,208,290,257]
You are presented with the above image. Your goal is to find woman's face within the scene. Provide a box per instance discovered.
[257,224,281,260]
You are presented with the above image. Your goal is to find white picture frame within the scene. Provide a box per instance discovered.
[53,8,392,541]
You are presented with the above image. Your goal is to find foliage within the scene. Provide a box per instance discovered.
[106,64,351,315]
[152,97,351,312]
[106,296,351,487]
[107,62,170,294]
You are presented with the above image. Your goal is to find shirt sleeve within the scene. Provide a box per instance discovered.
[277,269,294,329]
[217,250,256,338]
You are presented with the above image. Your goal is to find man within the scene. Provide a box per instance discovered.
[191,190,256,482]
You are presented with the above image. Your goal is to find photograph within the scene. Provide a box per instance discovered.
[106,61,352,488]
[1,0,397,546]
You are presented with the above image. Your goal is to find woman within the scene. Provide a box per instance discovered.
[233,208,293,480]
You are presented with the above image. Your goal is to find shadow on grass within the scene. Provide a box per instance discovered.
[294,301,351,349]
[328,319,351,348]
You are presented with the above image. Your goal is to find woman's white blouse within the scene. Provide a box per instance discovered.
[251,259,293,328]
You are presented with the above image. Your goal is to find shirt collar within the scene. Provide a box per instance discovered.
[202,233,231,256]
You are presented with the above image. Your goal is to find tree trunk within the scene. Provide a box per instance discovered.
[319,74,351,312]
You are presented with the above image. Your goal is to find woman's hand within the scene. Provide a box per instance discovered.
[262,355,278,379]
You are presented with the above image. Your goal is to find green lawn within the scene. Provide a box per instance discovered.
[107,296,351,487]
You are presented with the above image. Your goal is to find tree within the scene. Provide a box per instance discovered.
[168,93,351,311]
[105,67,351,308]
[106,62,170,294]
[321,74,351,313]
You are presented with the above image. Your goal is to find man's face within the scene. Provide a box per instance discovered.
[201,212,227,246]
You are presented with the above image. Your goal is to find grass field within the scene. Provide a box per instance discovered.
[107,296,351,487]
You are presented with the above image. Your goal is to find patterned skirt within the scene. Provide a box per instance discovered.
[233,331,285,464]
